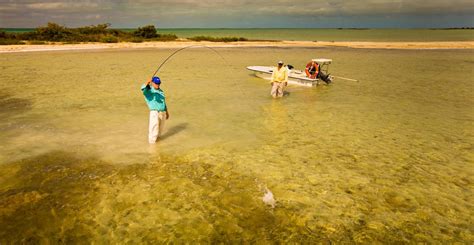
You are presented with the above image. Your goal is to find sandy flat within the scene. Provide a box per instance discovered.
[1,40,473,53]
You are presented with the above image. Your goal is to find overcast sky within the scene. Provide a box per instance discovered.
[1,0,473,28]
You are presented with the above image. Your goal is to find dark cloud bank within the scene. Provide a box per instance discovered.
[1,0,473,28]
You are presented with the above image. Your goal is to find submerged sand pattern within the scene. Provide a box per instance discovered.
[0,47,473,242]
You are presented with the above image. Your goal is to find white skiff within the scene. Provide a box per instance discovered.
[247,58,332,87]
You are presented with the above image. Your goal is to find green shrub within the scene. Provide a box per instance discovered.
[0,30,25,40]
[188,36,248,42]
[100,36,118,43]
[0,38,24,45]
[35,22,73,41]
[188,36,212,41]
[16,31,37,40]
[1,23,179,43]
[130,38,144,43]
[133,25,158,38]
[29,40,46,45]
[76,23,110,35]
[221,37,248,42]
[156,34,178,41]
[108,29,128,37]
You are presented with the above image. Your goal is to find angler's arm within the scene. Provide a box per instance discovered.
[141,80,152,94]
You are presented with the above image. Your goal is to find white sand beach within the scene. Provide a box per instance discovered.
[1,40,473,53]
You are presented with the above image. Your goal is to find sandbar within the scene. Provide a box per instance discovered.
[1,40,473,53]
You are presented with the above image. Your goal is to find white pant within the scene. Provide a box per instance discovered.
[271,82,285,98]
[149,111,166,144]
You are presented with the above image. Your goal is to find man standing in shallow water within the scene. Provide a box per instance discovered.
[270,60,288,98]
[141,76,169,144]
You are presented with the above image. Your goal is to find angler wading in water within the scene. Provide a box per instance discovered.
[140,45,226,143]
[141,76,170,144]
[270,60,288,98]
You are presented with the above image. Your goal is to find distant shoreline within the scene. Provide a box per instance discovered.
[1,40,473,53]
[3,25,474,44]
[3,27,473,31]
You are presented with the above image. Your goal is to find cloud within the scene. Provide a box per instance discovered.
[26,2,99,10]
[0,0,473,27]
[122,0,474,15]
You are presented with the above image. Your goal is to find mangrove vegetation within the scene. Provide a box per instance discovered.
[0,23,251,45]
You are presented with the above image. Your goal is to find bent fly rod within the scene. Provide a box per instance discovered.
[148,44,247,95]
[150,45,227,78]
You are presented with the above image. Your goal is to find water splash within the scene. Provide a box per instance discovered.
[262,187,276,208]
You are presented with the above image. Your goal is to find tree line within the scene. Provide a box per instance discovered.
[0,22,252,45]
[0,23,177,45]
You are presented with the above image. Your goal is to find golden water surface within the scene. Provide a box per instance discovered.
[0,47,473,243]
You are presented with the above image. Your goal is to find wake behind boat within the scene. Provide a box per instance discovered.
[247,59,332,87]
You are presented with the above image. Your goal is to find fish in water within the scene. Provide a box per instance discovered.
[262,187,276,208]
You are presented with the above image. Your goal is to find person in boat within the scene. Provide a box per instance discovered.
[141,76,170,144]
[270,60,289,98]
[305,60,332,84]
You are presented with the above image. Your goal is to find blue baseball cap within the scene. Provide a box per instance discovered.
[152,76,161,84]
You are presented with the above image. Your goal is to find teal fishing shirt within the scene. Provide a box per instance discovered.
[141,84,167,111]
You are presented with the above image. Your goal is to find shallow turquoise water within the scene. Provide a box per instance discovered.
[156,28,474,41]
[0,47,473,242]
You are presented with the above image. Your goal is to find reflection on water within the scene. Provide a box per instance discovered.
[0,48,473,242]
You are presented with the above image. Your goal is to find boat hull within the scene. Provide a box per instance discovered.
[247,66,321,87]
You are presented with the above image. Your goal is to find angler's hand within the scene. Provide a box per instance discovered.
[146,79,152,85]
[284,82,288,86]
[166,111,170,119]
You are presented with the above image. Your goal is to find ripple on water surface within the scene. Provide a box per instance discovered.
[0,47,473,242]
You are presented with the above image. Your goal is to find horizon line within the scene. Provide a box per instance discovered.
[2,26,473,29]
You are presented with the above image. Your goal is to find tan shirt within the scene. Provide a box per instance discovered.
[271,66,288,83]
